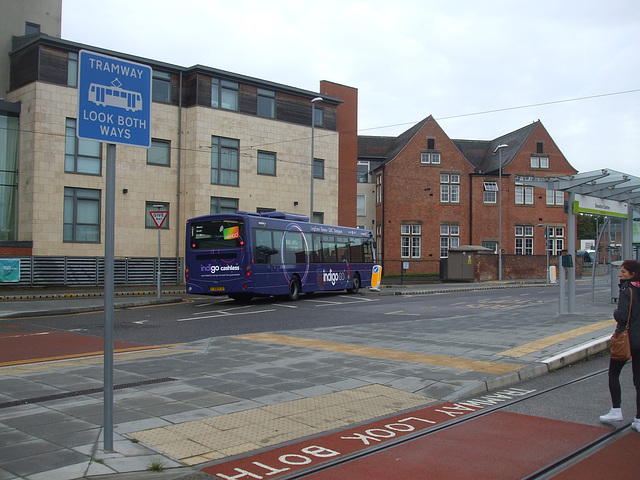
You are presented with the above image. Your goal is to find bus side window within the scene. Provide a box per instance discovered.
[254,229,278,264]
[322,236,337,263]
[349,239,364,263]
[311,234,322,263]
[364,241,374,263]
[283,231,304,264]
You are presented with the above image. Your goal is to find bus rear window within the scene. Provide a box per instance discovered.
[189,220,244,250]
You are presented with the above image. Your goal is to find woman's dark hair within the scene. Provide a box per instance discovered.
[622,260,640,281]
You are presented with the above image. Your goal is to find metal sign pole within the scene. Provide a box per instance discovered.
[77,50,152,454]
[104,143,116,451]
[157,226,161,298]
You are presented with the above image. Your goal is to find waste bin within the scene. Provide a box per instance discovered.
[611,261,623,303]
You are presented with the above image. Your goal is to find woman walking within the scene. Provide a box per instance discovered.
[599,259,640,431]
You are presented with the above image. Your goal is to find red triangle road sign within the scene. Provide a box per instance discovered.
[149,211,168,228]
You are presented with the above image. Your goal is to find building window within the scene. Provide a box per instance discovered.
[376,173,383,204]
[401,224,421,258]
[67,52,78,87]
[312,212,324,224]
[212,78,239,111]
[421,152,441,164]
[483,181,498,203]
[546,189,564,205]
[313,105,324,127]
[147,139,171,166]
[482,241,497,253]
[515,225,534,255]
[257,88,275,118]
[152,71,171,103]
[257,150,276,176]
[358,161,371,183]
[546,226,565,255]
[440,173,460,203]
[536,142,544,154]
[0,114,19,241]
[440,224,459,258]
[211,197,239,214]
[357,194,366,216]
[63,187,101,243]
[515,185,534,205]
[313,158,324,179]
[427,138,435,150]
[530,156,549,169]
[65,118,102,175]
[145,202,169,229]
[211,136,239,186]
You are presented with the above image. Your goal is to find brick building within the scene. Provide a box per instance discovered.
[361,116,578,276]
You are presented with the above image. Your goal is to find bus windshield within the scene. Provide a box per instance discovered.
[189,219,244,250]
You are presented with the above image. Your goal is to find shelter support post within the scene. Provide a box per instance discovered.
[567,191,576,313]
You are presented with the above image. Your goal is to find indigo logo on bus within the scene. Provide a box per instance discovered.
[318,268,347,287]
[200,263,241,275]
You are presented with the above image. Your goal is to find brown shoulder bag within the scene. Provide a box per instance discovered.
[610,288,633,361]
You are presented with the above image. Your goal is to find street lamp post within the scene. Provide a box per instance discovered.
[494,144,508,280]
[310,97,323,220]
[538,223,550,283]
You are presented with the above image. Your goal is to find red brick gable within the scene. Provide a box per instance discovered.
[374,118,579,276]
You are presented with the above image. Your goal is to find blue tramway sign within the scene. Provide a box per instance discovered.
[77,50,152,147]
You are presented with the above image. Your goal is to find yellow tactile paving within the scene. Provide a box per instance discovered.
[234,333,522,375]
[129,384,434,465]
[499,319,616,357]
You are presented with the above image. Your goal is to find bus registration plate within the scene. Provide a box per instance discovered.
[209,286,225,291]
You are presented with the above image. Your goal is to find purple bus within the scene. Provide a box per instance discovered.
[185,211,376,301]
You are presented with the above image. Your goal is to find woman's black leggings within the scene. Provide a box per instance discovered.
[608,348,640,417]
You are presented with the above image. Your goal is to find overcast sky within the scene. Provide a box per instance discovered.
[61,0,640,177]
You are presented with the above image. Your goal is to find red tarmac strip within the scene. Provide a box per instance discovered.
[0,327,144,365]
[303,412,606,479]
[205,408,615,480]
[549,431,640,480]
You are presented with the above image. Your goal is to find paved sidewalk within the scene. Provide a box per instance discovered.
[0,278,618,480]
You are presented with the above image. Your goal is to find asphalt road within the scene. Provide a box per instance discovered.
[1,281,612,364]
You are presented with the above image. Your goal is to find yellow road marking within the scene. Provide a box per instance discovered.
[235,333,522,375]
[499,319,616,357]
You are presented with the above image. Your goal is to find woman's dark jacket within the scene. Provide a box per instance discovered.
[614,279,640,350]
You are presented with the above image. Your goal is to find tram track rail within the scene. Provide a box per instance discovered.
[275,367,626,480]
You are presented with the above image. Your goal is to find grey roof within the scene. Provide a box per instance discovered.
[453,121,540,174]
[383,117,431,162]
[358,135,397,159]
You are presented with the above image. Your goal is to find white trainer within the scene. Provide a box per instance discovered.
[631,418,640,432]
[599,408,623,423]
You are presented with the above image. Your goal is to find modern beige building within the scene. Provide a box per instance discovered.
[1,6,359,285]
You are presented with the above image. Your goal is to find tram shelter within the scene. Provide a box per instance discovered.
[520,169,640,313]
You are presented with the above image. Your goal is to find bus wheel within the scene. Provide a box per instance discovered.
[347,273,361,294]
[288,275,301,301]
